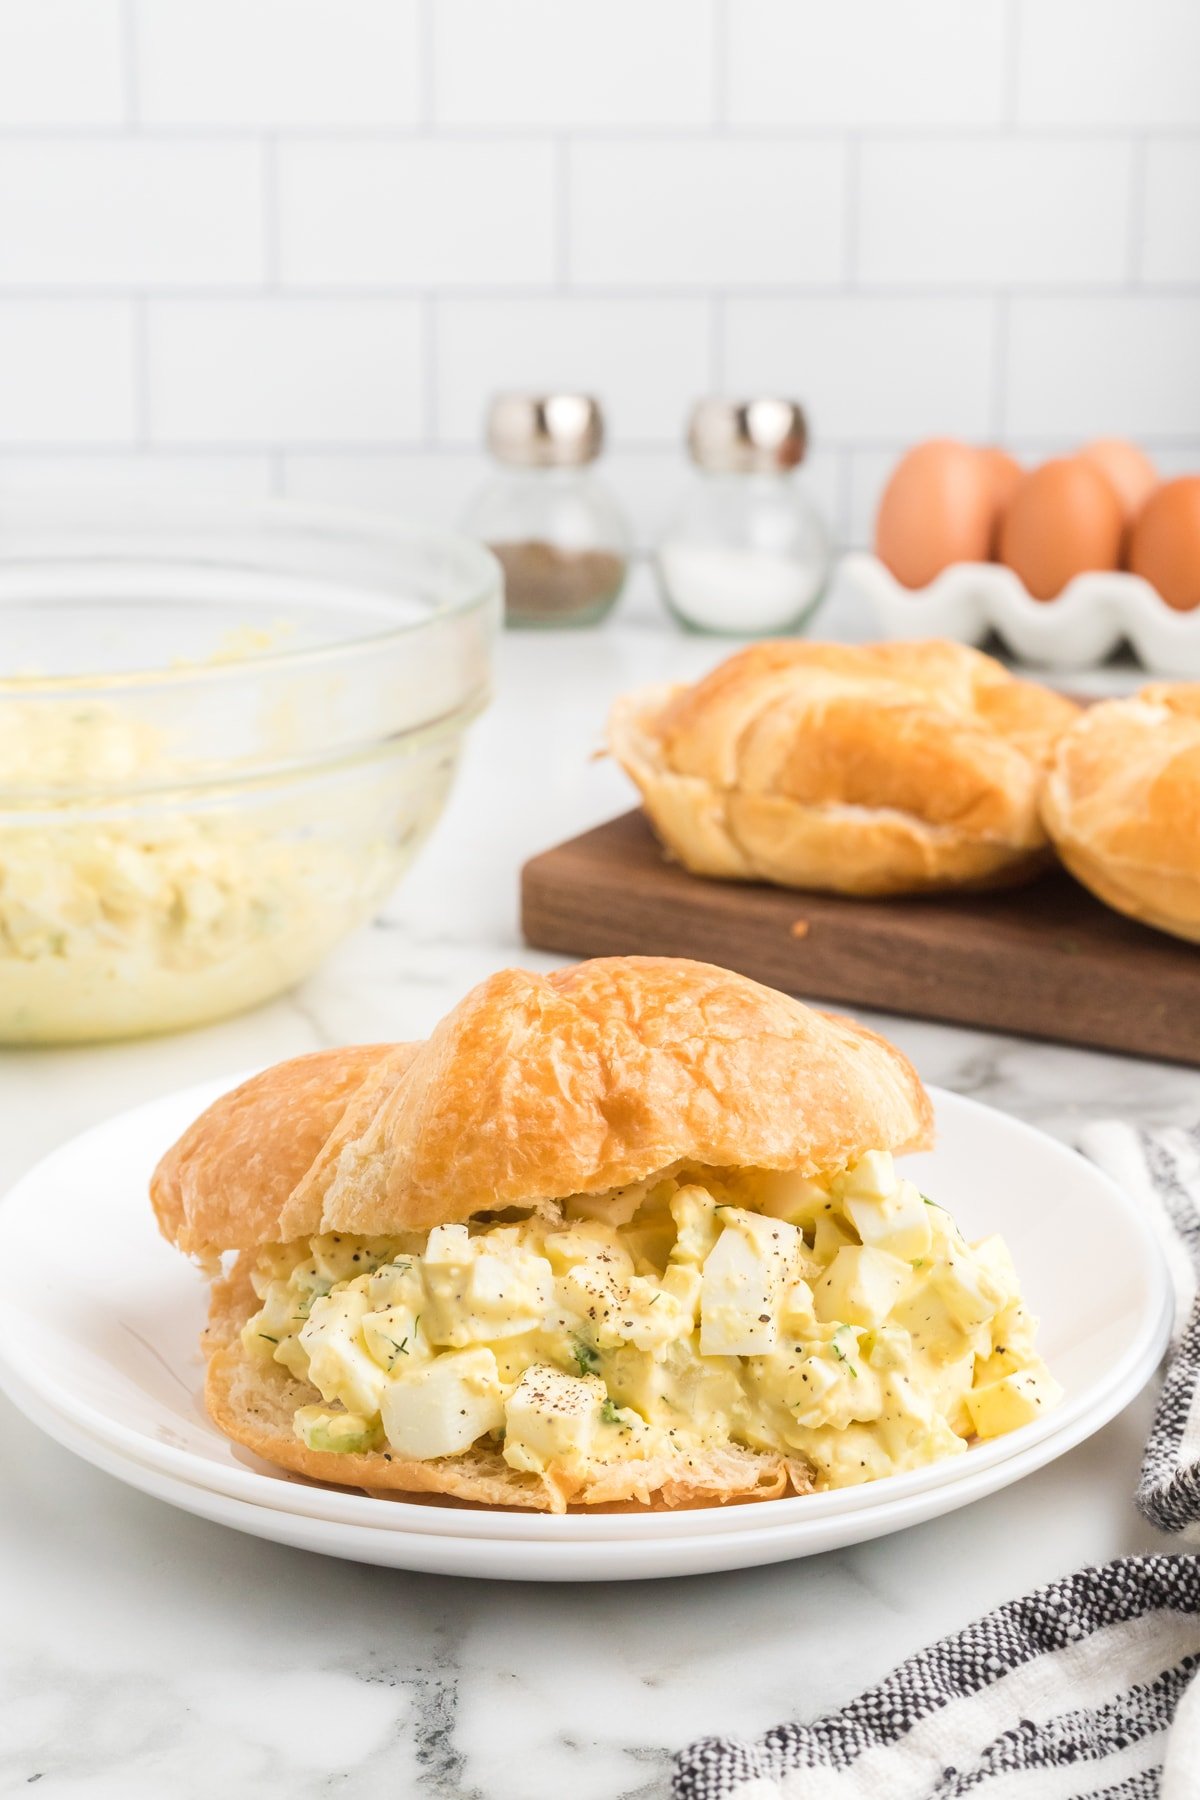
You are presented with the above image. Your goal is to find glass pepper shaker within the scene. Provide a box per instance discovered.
[656,398,831,636]
[462,393,631,628]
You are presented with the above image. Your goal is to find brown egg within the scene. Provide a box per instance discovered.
[997,458,1124,601]
[1078,439,1158,521]
[875,440,995,588]
[1128,476,1200,611]
[979,449,1023,553]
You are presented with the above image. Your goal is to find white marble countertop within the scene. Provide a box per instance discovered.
[1,580,1193,1800]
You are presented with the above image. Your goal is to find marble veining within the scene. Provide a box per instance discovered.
[0,596,1193,1798]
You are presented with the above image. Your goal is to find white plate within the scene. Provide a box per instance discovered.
[838,551,1200,675]
[0,1078,1172,1568]
[0,1359,1165,1582]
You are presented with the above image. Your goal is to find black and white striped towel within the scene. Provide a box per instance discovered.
[674,1122,1200,1800]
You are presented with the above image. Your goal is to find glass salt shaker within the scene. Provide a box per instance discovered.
[656,398,831,635]
[462,393,631,628]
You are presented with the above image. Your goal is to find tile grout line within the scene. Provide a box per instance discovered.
[131,294,150,447]
[422,293,438,445]
[554,139,571,289]
[1127,134,1149,286]
[834,450,854,549]
[261,135,281,288]
[6,283,1200,303]
[1003,0,1022,130]
[843,134,861,287]
[418,0,436,128]
[708,293,723,394]
[121,0,140,130]
[711,0,729,131]
[8,123,1199,145]
[3,433,1199,457]
[991,292,1011,443]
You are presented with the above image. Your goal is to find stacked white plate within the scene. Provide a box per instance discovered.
[0,1080,1172,1582]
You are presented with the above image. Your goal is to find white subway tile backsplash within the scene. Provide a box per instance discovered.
[281,446,846,558]
[797,452,846,544]
[845,450,898,551]
[135,0,420,127]
[285,448,686,554]
[1007,299,1200,439]
[0,302,135,444]
[282,451,490,526]
[0,0,125,125]
[0,453,275,498]
[0,1,1194,553]
[569,140,845,289]
[433,0,715,127]
[0,142,264,289]
[858,139,1132,287]
[1017,0,1200,128]
[728,0,1007,127]
[593,450,692,551]
[279,142,555,288]
[1149,444,1200,479]
[724,298,996,443]
[1142,140,1200,285]
[434,299,712,444]
[146,300,424,445]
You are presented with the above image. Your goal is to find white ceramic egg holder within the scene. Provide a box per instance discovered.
[838,552,1200,675]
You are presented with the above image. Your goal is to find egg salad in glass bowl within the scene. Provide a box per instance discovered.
[241,1149,1060,1500]
[0,492,498,1043]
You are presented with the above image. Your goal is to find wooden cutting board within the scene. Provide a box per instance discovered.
[521,809,1200,1066]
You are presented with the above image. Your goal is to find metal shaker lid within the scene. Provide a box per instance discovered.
[687,397,808,473]
[486,393,605,468]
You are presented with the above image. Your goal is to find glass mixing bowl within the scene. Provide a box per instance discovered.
[0,493,501,1044]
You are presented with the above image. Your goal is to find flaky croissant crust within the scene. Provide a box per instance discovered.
[151,956,933,1256]
[1042,683,1200,944]
[610,639,1080,897]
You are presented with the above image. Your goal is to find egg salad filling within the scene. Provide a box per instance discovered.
[242,1151,1061,1492]
[0,700,419,1042]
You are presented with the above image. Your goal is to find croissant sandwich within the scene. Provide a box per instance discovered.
[153,956,1059,1513]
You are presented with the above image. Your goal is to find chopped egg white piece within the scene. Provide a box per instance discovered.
[970,1234,1021,1303]
[669,1184,721,1266]
[422,1224,555,1345]
[243,1156,1060,1495]
[813,1245,911,1329]
[380,1346,506,1460]
[779,1278,819,1335]
[838,1149,899,1203]
[934,1247,1009,1337]
[502,1366,611,1475]
[754,1170,833,1228]
[781,1352,845,1428]
[841,1174,932,1263]
[298,1289,388,1418]
[812,1210,857,1263]
[699,1208,800,1356]
[361,1304,430,1374]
